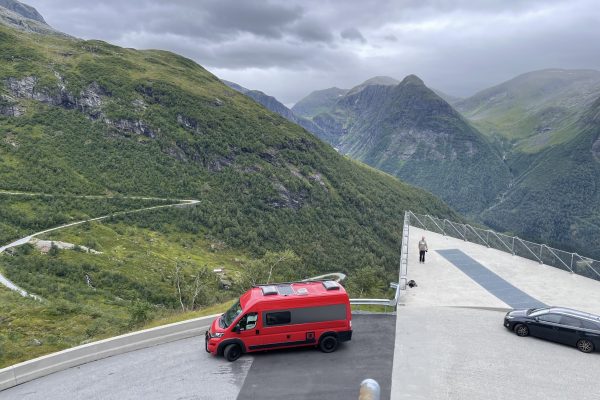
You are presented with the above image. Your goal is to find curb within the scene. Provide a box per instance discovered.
[0,313,219,392]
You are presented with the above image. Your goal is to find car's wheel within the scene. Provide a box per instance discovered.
[224,344,242,361]
[319,335,339,353]
[514,324,529,337]
[577,339,594,353]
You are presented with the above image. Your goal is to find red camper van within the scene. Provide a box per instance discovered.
[205,280,352,361]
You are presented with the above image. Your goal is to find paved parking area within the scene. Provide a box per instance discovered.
[0,314,395,400]
[391,306,600,400]
[238,313,395,400]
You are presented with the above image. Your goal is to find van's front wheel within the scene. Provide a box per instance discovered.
[224,344,242,361]
[319,335,339,353]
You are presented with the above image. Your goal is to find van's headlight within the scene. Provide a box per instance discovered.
[349,320,352,328]
[506,315,514,319]
[211,332,224,338]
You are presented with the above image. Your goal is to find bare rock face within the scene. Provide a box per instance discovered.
[112,119,157,138]
[0,0,46,24]
[177,114,203,134]
[5,75,75,107]
[0,94,24,116]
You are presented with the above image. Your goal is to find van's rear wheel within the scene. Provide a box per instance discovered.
[319,335,339,353]
[224,344,242,361]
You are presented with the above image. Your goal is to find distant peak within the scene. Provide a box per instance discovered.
[0,0,46,24]
[360,76,399,86]
[347,76,399,96]
[400,74,424,86]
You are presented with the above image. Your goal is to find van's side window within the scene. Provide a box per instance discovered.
[236,312,258,331]
[246,313,258,329]
[265,311,291,326]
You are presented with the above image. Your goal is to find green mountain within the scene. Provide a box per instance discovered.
[302,75,512,215]
[221,79,326,138]
[292,87,349,119]
[0,17,460,273]
[481,95,600,261]
[0,3,460,365]
[455,69,600,152]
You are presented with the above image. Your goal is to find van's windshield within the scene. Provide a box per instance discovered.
[220,299,242,328]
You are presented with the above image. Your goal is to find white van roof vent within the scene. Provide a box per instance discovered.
[322,280,340,290]
[277,284,295,296]
[261,285,278,295]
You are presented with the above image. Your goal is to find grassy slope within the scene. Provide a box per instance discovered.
[0,24,457,366]
[481,97,600,259]
[456,69,600,153]
[0,193,170,243]
[0,220,249,367]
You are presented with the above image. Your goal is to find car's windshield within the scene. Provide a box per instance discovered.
[220,299,242,328]
[527,307,549,316]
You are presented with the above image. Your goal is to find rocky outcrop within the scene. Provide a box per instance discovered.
[177,114,203,135]
[111,119,157,138]
[5,75,76,108]
[0,0,46,23]
[271,182,306,210]
[0,2,61,36]
[0,94,24,116]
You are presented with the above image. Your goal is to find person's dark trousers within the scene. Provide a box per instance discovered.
[419,250,426,263]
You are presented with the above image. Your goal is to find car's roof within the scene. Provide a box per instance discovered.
[548,307,600,320]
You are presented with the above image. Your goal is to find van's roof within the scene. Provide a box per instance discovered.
[240,280,348,309]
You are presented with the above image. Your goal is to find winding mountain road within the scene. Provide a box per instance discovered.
[0,192,200,298]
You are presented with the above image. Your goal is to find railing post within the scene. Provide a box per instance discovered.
[486,230,490,246]
[540,245,544,264]
[512,237,515,255]
[571,253,574,272]
[464,224,467,241]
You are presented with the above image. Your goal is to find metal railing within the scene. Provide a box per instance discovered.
[407,211,600,281]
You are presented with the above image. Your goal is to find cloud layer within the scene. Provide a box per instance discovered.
[26,0,600,104]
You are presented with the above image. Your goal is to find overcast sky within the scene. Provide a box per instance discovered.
[25,0,600,105]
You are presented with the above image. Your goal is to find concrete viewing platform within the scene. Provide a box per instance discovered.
[392,226,600,400]
[401,227,600,314]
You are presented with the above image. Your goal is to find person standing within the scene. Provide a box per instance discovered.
[418,236,428,263]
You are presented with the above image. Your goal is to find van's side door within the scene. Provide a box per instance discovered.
[233,312,262,351]
[261,310,315,350]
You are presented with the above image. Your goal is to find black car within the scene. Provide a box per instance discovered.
[504,307,600,353]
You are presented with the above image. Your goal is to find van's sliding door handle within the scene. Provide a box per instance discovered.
[255,330,260,335]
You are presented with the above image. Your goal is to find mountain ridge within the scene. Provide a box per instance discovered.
[301,73,512,214]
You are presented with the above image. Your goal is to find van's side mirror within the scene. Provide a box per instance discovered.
[232,326,240,333]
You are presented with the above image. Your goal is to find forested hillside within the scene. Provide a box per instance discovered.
[0,15,457,366]
[481,95,600,258]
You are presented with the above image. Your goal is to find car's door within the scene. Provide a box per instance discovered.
[580,319,600,348]
[232,312,262,351]
[556,315,583,345]
[529,313,562,341]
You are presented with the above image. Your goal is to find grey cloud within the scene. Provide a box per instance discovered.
[340,27,366,43]
[23,0,600,104]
